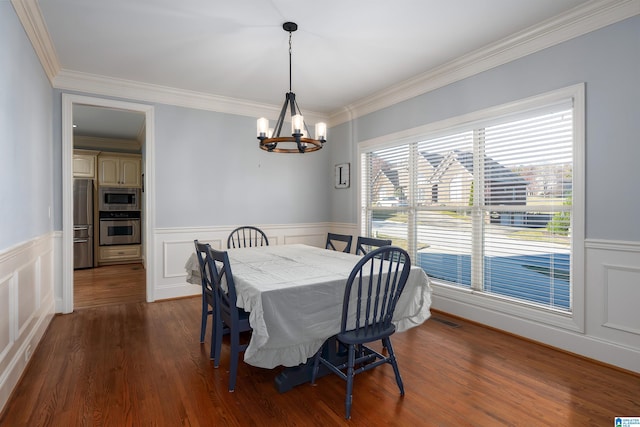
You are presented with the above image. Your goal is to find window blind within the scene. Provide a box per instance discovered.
[361,101,574,312]
[481,109,572,309]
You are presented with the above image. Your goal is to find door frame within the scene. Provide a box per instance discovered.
[61,94,156,313]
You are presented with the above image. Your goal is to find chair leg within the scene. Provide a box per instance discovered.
[311,345,324,385]
[210,315,217,361]
[228,330,239,392]
[345,344,355,419]
[200,298,208,343]
[383,338,404,395]
[212,311,223,367]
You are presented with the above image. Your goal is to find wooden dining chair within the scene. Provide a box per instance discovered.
[311,246,412,419]
[325,232,353,253]
[227,226,269,249]
[355,236,394,349]
[193,240,227,359]
[355,236,392,256]
[204,244,253,392]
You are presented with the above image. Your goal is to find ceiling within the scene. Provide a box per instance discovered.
[72,104,145,141]
[36,0,593,140]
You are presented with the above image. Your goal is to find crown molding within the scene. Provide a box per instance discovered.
[11,0,60,83]
[53,69,328,124]
[14,0,638,127]
[329,0,640,126]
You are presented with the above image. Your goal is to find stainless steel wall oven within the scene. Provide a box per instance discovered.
[99,211,141,246]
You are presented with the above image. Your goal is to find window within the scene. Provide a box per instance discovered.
[360,86,583,317]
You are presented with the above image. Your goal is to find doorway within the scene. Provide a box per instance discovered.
[62,94,155,313]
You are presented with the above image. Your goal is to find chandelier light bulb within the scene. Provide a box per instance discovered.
[257,117,269,138]
[315,122,327,141]
[291,114,304,134]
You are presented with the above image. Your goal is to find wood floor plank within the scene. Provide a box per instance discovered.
[74,263,146,309]
[2,275,639,425]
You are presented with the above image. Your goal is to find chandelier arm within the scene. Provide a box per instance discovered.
[272,94,290,139]
[288,92,297,118]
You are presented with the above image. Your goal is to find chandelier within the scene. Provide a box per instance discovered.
[256,22,327,153]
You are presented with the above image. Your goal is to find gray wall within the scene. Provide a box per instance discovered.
[154,104,332,227]
[327,120,357,224]
[336,15,640,241]
[0,2,54,251]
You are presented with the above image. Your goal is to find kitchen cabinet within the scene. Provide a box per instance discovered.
[73,150,98,178]
[98,154,141,187]
[98,244,142,264]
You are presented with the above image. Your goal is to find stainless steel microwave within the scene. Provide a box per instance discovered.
[99,187,140,211]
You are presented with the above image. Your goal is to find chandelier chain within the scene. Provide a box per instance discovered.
[288,32,293,93]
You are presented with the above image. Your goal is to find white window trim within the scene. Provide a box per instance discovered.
[357,83,585,333]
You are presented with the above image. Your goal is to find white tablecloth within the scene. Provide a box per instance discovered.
[187,244,432,369]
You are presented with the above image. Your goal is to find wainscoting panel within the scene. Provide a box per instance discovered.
[17,262,37,336]
[151,223,357,302]
[0,234,56,413]
[586,240,640,351]
[0,273,12,363]
[603,264,640,335]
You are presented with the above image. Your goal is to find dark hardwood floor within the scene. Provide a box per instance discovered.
[74,263,146,309]
[1,270,639,426]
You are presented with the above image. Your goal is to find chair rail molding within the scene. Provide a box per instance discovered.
[153,222,358,302]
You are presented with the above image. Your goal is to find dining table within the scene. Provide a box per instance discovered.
[186,243,432,392]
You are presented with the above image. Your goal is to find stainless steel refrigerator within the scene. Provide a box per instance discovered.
[73,178,94,269]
